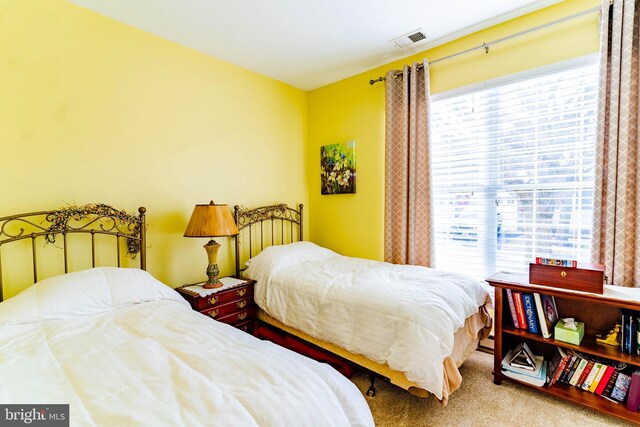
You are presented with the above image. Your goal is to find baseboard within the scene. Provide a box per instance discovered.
[478,336,494,354]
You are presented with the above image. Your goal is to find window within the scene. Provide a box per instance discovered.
[430,58,599,280]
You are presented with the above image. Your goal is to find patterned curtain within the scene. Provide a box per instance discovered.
[384,60,434,266]
[592,0,640,287]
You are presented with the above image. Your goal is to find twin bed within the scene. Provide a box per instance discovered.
[0,205,372,426]
[0,267,371,426]
[0,203,492,425]
[233,204,492,402]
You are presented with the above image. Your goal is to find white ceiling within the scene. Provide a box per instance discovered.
[69,0,562,91]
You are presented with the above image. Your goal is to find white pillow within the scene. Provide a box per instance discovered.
[244,241,337,282]
[0,268,187,325]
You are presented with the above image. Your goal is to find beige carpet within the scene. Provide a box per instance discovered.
[350,351,634,426]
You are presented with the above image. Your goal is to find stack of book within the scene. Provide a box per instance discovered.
[501,342,547,387]
[547,347,639,408]
[505,289,559,339]
[535,257,577,267]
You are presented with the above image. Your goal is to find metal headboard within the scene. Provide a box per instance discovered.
[233,204,303,278]
[0,204,146,301]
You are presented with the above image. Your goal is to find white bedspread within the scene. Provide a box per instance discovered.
[245,242,492,399]
[0,268,373,427]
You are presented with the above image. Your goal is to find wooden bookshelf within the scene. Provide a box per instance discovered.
[488,272,640,425]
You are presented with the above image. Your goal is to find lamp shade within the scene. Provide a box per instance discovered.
[184,201,239,238]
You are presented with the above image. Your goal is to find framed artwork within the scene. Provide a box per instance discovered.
[320,141,356,195]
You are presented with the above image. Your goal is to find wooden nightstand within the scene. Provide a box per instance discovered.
[176,279,257,334]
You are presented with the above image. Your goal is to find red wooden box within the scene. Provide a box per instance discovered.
[529,262,605,294]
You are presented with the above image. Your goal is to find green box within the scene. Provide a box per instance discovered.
[554,321,585,345]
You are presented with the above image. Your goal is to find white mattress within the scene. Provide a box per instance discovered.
[245,242,492,400]
[0,268,373,427]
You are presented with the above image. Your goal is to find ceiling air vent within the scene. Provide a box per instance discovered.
[390,29,428,49]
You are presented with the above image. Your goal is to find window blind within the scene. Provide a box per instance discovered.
[430,61,599,280]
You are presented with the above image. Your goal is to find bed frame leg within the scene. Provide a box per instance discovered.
[366,372,376,397]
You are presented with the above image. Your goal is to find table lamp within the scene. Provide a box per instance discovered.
[184,201,239,289]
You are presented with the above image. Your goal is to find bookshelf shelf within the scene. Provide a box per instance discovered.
[503,375,640,422]
[488,274,640,425]
[503,326,640,367]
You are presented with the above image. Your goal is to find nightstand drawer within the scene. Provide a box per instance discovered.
[217,308,256,326]
[190,284,254,311]
[176,279,257,336]
[235,320,254,333]
[202,298,253,320]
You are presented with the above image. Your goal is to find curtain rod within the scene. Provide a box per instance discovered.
[369,4,603,85]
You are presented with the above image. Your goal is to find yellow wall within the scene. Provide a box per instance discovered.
[307,0,600,260]
[0,0,308,298]
[0,0,603,297]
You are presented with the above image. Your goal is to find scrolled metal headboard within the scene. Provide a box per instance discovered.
[233,203,303,278]
[0,203,146,301]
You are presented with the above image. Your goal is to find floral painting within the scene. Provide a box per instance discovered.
[321,141,356,195]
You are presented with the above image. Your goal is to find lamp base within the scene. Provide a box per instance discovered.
[203,279,223,289]
[203,240,222,289]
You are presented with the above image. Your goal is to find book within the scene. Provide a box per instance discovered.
[551,349,571,386]
[564,356,582,384]
[630,314,639,355]
[589,364,609,393]
[552,358,569,385]
[621,311,639,354]
[626,369,640,411]
[575,361,595,389]
[557,355,574,384]
[513,292,527,330]
[595,366,615,395]
[508,342,537,371]
[602,370,620,400]
[622,313,627,352]
[505,289,520,329]
[522,293,540,334]
[623,313,632,353]
[569,358,588,386]
[533,293,549,338]
[581,362,602,391]
[535,257,577,268]
[533,293,558,339]
[541,295,559,331]
[610,373,632,403]
[560,356,580,384]
[546,347,565,385]
[502,361,548,387]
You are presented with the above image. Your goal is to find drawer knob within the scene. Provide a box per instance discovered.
[238,312,247,320]
[237,289,247,297]
[208,309,219,318]
[208,295,219,305]
[237,301,247,309]
[560,271,567,278]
